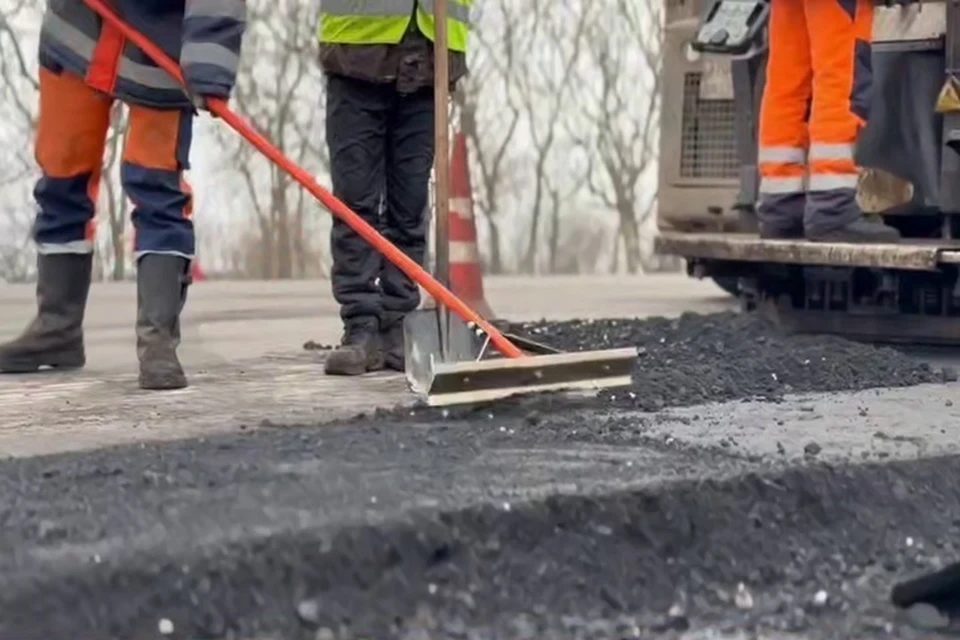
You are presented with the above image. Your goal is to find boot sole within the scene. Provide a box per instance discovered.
[138,361,188,390]
[0,354,85,373]
[383,354,404,372]
[139,376,188,391]
[806,233,901,244]
[324,358,385,376]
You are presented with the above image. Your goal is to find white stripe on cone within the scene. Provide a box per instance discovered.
[449,197,473,220]
[449,240,480,264]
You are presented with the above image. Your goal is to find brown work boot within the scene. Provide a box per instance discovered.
[380,321,404,372]
[806,216,901,243]
[136,254,190,390]
[324,321,384,376]
[0,253,92,373]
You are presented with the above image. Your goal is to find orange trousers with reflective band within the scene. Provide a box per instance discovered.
[757,0,873,232]
[33,67,195,259]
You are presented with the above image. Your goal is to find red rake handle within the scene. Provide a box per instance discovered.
[81,0,523,360]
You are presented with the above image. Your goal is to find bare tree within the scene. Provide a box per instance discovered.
[569,0,662,274]
[454,0,525,275]
[95,104,133,281]
[0,0,40,281]
[513,0,593,274]
[0,2,133,282]
[212,0,329,280]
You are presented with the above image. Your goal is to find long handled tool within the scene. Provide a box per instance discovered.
[82,0,637,406]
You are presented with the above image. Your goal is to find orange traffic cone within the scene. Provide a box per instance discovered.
[448,131,494,319]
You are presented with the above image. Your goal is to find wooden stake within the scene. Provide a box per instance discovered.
[433,0,451,355]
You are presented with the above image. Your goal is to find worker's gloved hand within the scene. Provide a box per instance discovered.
[184,88,223,118]
[189,93,207,113]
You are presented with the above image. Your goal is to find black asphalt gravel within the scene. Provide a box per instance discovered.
[3,417,959,640]
[505,312,950,410]
[2,311,957,639]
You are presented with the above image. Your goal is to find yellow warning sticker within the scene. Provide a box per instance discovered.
[936,77,960,113]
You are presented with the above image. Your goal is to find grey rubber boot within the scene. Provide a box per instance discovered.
[0,253,92,373]
[136,254,190,390]
[324,320,384,376]
[380,321,404,372]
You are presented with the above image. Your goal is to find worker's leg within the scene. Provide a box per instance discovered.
[325,73,388,375]
[122,104,195,390]
[380,86,434,371]
[756,0,813,239]
[805,0,899,242]
[0,67,110,373]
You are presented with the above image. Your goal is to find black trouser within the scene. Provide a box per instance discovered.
[325,73,434,331]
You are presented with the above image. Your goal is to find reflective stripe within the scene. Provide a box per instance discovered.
[135,250,195,261]
[119,51,181,90]
[181,42,239,75]
[42,12,180,90]
[449,240,480,264]
[809,143,855,160]
[759,176,805,194]
[185,0,247,21]
[37,240,94,255]
[418,0,472,24]
[449,197,473,220]
[42,12,94,58]
[322,0,414,16]
[809,174,859,191]
[758,146,806,164]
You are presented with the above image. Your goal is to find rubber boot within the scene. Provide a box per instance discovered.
[0,253,92,373]
[324,320,384,376]
[806,215,901,243]
[136,254,190,390]
[380,321,404,372]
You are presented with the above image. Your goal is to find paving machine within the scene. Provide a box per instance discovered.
[655,0,960,344]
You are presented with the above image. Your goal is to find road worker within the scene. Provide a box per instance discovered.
[317,0,471,376]
[757,0,901,242]
[0,0,247,390]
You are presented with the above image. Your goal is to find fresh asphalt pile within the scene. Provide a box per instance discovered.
[504,311,952,411]
[3,311,958,639]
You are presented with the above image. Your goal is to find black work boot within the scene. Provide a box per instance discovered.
[324,321,384,376]
[380,321,404,372]
[806,215,901,243]
[136,254,190,390]
[0,253,92,373]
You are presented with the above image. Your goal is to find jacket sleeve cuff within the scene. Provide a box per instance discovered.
[184,78,232,99]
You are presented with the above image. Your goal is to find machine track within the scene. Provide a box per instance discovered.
[657,232,960,346]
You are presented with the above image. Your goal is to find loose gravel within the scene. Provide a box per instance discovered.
[505,312,949,411]
[2,419,959,639]
[1,312,955,638]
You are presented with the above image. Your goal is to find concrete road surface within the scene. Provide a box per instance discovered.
[0,275,731,373]
[0,275,733,457]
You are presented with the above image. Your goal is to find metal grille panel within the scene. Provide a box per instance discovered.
[680,72,738,179]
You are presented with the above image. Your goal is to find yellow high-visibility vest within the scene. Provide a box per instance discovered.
[319,0,471,53]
